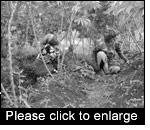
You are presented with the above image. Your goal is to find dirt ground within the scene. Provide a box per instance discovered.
[27,52,144,108]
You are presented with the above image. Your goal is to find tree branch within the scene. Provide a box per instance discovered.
[126,26,142,52]
[25,3,29,44]
[8,1,18,107]
[1,83,18,107]
[57,5,64,71]
[29,1,54,79]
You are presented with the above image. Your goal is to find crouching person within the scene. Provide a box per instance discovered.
[36,33,60,73]
[92,30,129,75]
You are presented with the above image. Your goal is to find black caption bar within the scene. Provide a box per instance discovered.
[0,108,145,125]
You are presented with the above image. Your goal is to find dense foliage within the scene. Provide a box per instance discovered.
[1,1,144,108]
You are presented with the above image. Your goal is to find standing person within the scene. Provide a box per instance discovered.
[92,30,129,75]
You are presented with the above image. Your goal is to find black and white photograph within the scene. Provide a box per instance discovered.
[1,1,145,125]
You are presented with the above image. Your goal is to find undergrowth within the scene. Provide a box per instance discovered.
[1,51,144,108]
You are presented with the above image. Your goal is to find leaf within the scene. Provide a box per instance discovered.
[82,1,101,11]
[74,17,91,26]
[103,1,118,15]
[106,1,144,16]
[72,4,81,14]
[56,1,62,6]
